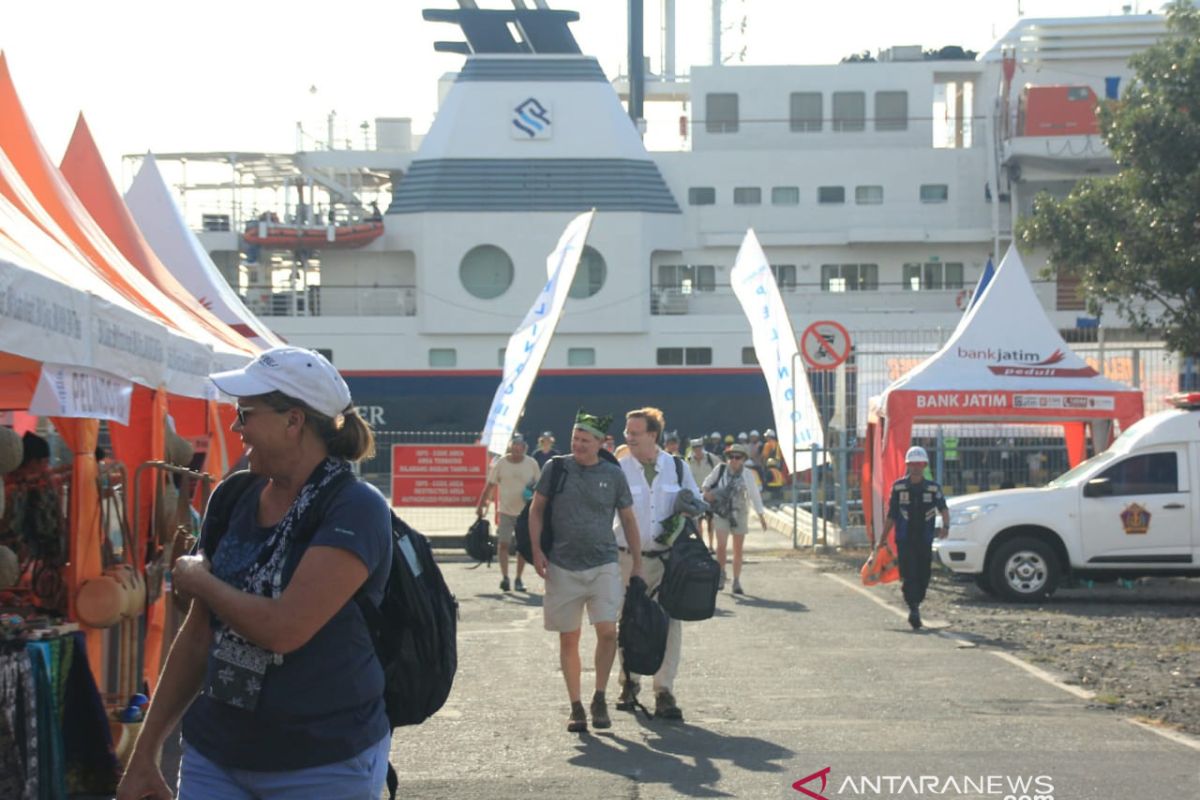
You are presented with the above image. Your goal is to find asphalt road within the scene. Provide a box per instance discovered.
[390,532,1200,799]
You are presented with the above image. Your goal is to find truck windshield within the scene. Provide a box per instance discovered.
[1046,450,1118,487]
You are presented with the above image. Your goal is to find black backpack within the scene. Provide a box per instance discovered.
[656,518,721,621]
[619,574,669,674]
[358,513,459,800]
[514,455,568,564]
[463,517,494,565]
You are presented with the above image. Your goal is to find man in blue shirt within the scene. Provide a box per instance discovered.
[877,446,950,630]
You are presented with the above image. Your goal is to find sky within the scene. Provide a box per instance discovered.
[2,0,1147,185]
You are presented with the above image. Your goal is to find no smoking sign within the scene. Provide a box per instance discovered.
[800,320,851,370]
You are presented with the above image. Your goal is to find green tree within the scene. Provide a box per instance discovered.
[1019,1,1200,355]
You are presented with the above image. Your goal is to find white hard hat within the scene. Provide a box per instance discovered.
[905,446,929,464]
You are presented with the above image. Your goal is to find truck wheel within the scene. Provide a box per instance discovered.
[989,537,1059,602]
[974,573,996,595]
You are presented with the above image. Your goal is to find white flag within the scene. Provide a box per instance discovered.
[481,210,596,455]
[730,229,825,470]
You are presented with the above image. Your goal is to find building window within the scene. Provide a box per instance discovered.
[656,348,684,365]
[818,186,845,205]
[771,186,800,205]
[875,91,908,131]
[688,187,716,206]
[742,347,758,365]
[459,244,514,299]
[821,263,878,292]
[569,245,607,299]
[789,92,822,132]
[920,184,950,203]
[686,347,713,365]
[659,264,716,293]
[733,187,762,205]
[855,185,884,205]
[429,348,457,367]
[568,347,596,367]
[832,91,865,132]
[933,80,974,148]
[903,262,964,290]
[771,264,797,291]
[706,93,739,133]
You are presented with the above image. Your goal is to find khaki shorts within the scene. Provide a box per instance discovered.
[543,561,622,632]
[494,513,518,548]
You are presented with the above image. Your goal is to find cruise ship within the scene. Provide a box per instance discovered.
[142,2,1172,438]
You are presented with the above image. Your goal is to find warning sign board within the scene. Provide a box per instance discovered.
[391,444,489,505]
[800,320,852,370]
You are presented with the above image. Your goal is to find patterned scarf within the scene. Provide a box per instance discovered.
[210,458,352,672]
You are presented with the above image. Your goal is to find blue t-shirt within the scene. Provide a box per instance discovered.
[181,477,393,770]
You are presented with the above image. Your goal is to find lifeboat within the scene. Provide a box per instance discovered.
[243,220,384,249]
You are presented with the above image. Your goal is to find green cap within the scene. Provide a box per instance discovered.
[573,408,613,439]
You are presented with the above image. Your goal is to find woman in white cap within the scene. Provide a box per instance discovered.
[117,346,392,800]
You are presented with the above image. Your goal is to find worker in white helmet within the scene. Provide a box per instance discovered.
[874,445,950,630]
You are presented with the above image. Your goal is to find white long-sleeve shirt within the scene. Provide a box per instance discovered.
[614,448,701,553]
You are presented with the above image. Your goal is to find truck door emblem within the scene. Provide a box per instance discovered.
[1120,503,1151,535]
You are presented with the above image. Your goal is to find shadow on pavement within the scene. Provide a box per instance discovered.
[475,592,544,607]
[567,720,793,797]
[727,595,809,613]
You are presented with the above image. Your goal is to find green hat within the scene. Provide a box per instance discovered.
[573,408,612,439]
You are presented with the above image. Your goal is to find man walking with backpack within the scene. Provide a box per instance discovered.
[686,437,720,551]
[529,411,644,733]
[615,408,703,722]
[475,433,540,592]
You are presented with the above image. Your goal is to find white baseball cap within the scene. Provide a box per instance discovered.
[905,446,929,464]
[210,347,352,419]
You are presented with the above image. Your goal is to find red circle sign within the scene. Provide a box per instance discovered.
[800,320,852,370]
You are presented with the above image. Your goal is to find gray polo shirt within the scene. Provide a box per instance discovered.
[537,455,632,571]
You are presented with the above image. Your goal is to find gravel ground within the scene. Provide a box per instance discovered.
[804,548,1200,738]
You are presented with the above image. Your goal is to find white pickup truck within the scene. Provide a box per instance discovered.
[933,393,1200,602]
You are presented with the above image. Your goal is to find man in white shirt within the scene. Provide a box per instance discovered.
[615,407,702,722]
[476,434,541,592]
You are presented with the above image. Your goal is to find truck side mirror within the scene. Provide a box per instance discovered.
[1083,477,1113,498]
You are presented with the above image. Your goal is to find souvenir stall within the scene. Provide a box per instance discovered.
[862,246,1145,546]
[0,53,256,797]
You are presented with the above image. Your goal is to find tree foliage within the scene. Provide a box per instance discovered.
[1019,1,1200,354]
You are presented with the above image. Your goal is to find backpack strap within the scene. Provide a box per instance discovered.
[717,463,727,485]
[198,471,264,558]
[672,455,684,487]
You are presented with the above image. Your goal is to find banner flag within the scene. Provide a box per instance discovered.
[730,229,825,470]
[481,210,596,455]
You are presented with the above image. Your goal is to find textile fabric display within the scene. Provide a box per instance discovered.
[0,642,38,800]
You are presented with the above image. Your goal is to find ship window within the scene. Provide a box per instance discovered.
[855,185,884,205]
[568,348,596,367]
[658,264,715,293]
[920,184,949,203]
[459,244,514,299]
[688,187,716,205]
[429,348,457,367]
[789,92,822,132]
[657,348,684,365]
[875,91,908,131]
[742,347,758,365]
[832,91,865,132]
[903,262,963,290]
[686,348,713,365]
[821,263,878,292]
[933,80,974,148]
[771,186,800,205]
[818,186,845,205]
[706,93,739,133]
[733,187,762,205]
[771,264,797,291]
[569,245,607,299]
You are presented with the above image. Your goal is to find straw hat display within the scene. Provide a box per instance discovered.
[164,428,194,467]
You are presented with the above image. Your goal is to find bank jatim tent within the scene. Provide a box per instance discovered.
[862,245,1144,542]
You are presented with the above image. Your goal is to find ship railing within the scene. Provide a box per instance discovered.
[247,285,417,317]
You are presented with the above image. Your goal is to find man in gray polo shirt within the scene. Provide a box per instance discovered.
[530,410,644,733]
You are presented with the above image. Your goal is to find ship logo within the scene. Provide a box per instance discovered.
[1120,502,1151,535]
[512,98,551,139]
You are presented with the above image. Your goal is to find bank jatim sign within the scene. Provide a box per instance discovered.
[391,444,489,506]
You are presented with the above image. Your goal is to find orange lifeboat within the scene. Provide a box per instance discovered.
[243,220,384,249]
